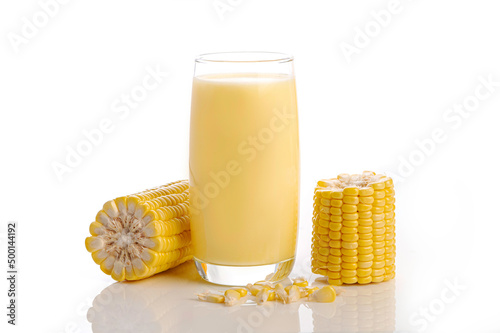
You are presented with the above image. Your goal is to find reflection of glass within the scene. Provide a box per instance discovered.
[189,52,300,285]
[311,280,396,332]
[87,262,301,333]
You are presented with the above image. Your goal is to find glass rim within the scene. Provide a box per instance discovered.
[195,51,293,64]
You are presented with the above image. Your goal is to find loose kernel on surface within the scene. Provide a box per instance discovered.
[286,285,301,303]
[293,277,309,287]
[256,288,270,305]
[269,283,285,303]
[197,292,225,304]
[230,288,248,297]
[309,286,337,303]
[224,289,242,306]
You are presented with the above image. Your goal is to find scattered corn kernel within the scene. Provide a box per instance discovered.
[224,289,241,306]
[230,287,248,297]
[286,285,301,303]
[293,277,309,287]
[309,285,337,303]
[256,288,270,305]
[198,292,225,303]
[275,283,287,303]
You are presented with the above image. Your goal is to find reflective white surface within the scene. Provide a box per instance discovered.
[88,261,396,333]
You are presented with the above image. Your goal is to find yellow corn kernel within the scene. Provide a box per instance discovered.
[358,226,373,234]
[343,187,359,196]
[331,199,343,207]
[357,268,372,277]
[359,233,373,240]
[358,239,373,247]
[358,246,373,255]
[246,283,270,296]
[342,241,358,250]
[331,191,343,199]
[372,268,386,276]
[327,255,342,265]
[302,286,319,297]
[341,226,357,234]
[360,196,374,204]
[329,222,342,231]
[358,276,373,284]
[327,271,341,279]
[342,220,358,228]
[286,285,301,303]
[371,206,385,214]
[224,289,242,306]
[343,213,359,221]
[292,277,309,287]
[330,215,342,222]
[328,278,342,286]
[230,288,248,297]
[358,211,373,219]
[329,231,341,240]
[370,182,385,190]
[256,288,270,305]
[341,205,358,213]
[341,262,357,270]
[342,196,359,205]
[341,248,358,256]
[318,247,330,256]
[309,285,336,303]
[327,264,341,271]
[330,248,341,256]
[359,187,375,196]
[342,255,358,263]
[357,260,373,269]
[386,196,395,204]
[342,276,358,284]
[320,198,331,206]
[358,253,374,262]
[198,292,225,303]
[329,240,341,248]
[342,233,359,242]
[357,204,372,212]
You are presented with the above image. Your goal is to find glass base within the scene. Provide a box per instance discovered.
[194,257,295,286]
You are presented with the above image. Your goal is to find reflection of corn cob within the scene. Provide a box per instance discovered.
[311,172,396,285]
[312,279,396,332]
[85,180,192,281]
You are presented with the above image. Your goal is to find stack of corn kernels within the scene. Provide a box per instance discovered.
[311,172,396,285]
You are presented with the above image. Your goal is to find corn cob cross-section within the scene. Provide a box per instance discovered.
[85,180,192,281]
[311,172,396,285]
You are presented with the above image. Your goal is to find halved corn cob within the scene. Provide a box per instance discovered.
[85,180,192,281]
[311,172,396,285]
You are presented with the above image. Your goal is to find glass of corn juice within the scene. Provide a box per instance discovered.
[189,52,300,285]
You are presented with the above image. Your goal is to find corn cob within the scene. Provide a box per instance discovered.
[85,180,192,281]
[311,172,396,285]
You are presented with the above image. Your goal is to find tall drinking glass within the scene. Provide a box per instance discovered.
[189,52,299,285]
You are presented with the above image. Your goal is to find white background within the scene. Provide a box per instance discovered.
[1,0,500,332]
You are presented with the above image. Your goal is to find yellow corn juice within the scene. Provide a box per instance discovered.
[189,73,299,266]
